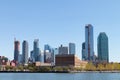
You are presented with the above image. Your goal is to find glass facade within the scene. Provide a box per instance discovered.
[22,40,28,64]
[85,24,94,61]
[44,44,51,52]
[69,43,76,55]
[44,50,52,63]
[34,39,40,61]
[82,42,86,60]
[18,54,23,64]
[30,51,35,62]
[97,32,109,62]
[14,41,20,62]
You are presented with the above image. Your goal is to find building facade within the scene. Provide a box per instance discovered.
[44,50,52,63]
[82,42,86,60]
[33,39,40,62]
[14,40,20,62]
[22,40,28,64]
[40,51,44,63]
[69,43,76,55]
[59,45,68,55]
[54,48,58,64]
[30,51,35,62]
[55,54,88,67]
[97,32,109,63]
[51,49,54,64]
[85,24,94,61]
[44,44,51,52]
[18,54,23,64]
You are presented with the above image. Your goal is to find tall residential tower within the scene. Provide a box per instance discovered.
[82,42,86,60]
[14,40,20,62]
[34,39,40,61]
[85,24,94,61]
[22,40,29,64]
[69,43,76,55]
[97,32,109,62]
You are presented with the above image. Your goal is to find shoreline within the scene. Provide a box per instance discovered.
[0,71,120,73]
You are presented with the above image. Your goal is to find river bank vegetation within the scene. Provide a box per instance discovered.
[1,62,120,72]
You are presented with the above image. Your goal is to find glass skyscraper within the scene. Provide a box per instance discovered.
[18,54,23,64]
[22,40,28,64]
[85,24,94,61]
[97,32,109,62]
[69,43,76,55]
[44,44,51,52]
[14,40,20,62]
[82,42,86,60]
[30,51,35,62]
[34,39,40,61]
[44,50,52,63]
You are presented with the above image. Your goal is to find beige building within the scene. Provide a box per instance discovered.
[35,62,52,67]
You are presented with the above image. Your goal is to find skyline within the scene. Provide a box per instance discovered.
[0,0,120,62]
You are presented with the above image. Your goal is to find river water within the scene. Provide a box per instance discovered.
[0,73,120,80]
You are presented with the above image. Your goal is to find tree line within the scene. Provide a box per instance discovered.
[1,62,120,72]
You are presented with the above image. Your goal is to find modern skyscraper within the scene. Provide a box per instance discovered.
[40,50,44,63]
[82,42,86,60]
[30,51,35,62]
[97,32,109,62]
[14,40,20,62]
[34,39,40,61]
[54,48,59,55]
[44,44,51,52]
[69,43,76,54]
[59,45,68,55]
[22,40,28,64]
[18,54,23,64]
[85,24,94,61]
[44,50,52,63]
[51,48,54,63]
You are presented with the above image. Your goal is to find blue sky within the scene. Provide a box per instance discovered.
[0,0,120,62]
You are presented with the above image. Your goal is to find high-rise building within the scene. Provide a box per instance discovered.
[37,53,41,62]
[54,48,59,55]
[97,32,109,62]
[53,48,58,64]
[82,42,86,60]
[85,24,94,61]
[59,45,68,55]
[69,43,76,54]
[40,50,44,63]
[44,44,51,52]
[18,54,23,64]
[14,40,20,62]
[44,44,55,64]
[30,51,35,62]
[44,50,52,63]
[51,48,54,63]
[22,40,28,64]
[34,39,40,62]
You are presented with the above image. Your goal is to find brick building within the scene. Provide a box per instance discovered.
[55,54,87,68]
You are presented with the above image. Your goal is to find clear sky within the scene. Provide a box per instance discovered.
[0,0,120,62]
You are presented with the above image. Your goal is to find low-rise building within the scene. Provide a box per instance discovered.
[55,54,88,68]
[34,62,52,67]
